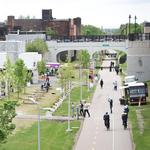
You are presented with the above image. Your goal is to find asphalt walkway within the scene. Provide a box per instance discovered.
[74,59,133,150]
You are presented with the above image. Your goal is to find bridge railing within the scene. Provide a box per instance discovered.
[128,33,150,41]
[47,35,127,42]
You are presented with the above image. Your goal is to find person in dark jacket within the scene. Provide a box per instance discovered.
[100,79,104,88]
[108,98,113,113]
[103,112,110,129]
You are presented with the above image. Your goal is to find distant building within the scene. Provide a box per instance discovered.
[6,9,81,36]
[0,22,7,40]
[143,22,150,33]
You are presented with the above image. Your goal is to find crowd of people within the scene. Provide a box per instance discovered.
[71,101,90,119]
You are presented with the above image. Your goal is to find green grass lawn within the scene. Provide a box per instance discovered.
[54,85,94,116]
[129,103,150,150]
[0,120,80,150]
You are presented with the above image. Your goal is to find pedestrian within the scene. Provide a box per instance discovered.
[71,102,75,118]
[124,105,129,117]
[83,101,90,117]
[113,81,117,90]
[108,98,113,113]
[79,101,84,116]
[122,112,128,129]
[115,66,119,75]
[109,66,112,72]
[100,79,104,88]
[76,103,79,120]
[103,112,110,130]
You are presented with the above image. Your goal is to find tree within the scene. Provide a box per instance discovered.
[118,23,142,35]
[81,25,105,35]
[77,50,90,68]
[58,63,74,97]
[46,27,57,36]
[3,58,15,98]
[37,60,46,75]
[26,39,48,57]
[77,50,90,85]
[0,101,17,143]
[14,59,28,99]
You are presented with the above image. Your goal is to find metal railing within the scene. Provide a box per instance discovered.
[47,35,127,42]
[128,33,150,41]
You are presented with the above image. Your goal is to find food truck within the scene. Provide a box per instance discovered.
[120,82,148,105]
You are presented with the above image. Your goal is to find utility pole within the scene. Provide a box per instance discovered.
[38,105,41,150]
[129,14,131,35]
[66,80,72,132]
[134,15,137,34]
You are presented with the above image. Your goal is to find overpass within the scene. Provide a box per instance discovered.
[47,35,127,62]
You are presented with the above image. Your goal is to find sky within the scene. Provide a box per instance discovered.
[0,0,150,28]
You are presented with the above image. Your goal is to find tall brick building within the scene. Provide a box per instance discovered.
[7,9,81,36]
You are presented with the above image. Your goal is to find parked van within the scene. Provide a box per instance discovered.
[120,82,148,104]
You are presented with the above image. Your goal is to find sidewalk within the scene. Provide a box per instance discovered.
[74,59,133,150]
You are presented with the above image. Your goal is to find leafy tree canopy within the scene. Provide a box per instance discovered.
[26,39,48,55]
[46,27,57,36]
[77,50,90,68]
[116,23,143,35]
[37,60,46,75]
[0,101,17,143]
[81,25,105,35]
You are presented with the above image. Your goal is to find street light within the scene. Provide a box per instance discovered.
[128,14,131,35]
[134,15,137,34]
[37,105,41,150]
[66,80,72,132]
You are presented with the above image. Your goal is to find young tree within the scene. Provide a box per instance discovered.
[77,50,90,85]
[81,25,105,35]
[3,58,15,98]
[26,39,48,57]
[46,27,57,36]
[0,101,17,143]
[37,60,46,75]
[14,59,28,99]
[58,63,74,97]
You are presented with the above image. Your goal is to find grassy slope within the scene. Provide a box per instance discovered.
[0,121,80,150]
[54,86,94,116]
[129,81,150,150]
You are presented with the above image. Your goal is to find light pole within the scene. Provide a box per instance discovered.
[128,14,131,35]
[66,80,72,132]
[37,104,41,150]
[134,15,137,34]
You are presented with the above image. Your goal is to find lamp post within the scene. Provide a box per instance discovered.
[66,80,72,132]
[38,105,41,150]
[128,14,131,35]
[134,15,137,34]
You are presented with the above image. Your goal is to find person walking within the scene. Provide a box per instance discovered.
[79,101,84,116]
[103,112,110,130]
[108,98,113,113]
[100,79,104,88]
[76,103,80,120]
[83,101,90,117]
[71,102,75,118]
[113,81,117,90]
[124,105,129,117]
[122,112,128,129]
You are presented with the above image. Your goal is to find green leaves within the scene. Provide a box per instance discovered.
[26,39,48,56]
[37,60,46,75]
[0,101,17,143]
[81,25,105,35]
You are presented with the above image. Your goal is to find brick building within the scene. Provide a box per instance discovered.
[7,9,81,36]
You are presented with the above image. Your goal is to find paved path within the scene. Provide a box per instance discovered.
[16,114,74,121]
[74,60,133,150]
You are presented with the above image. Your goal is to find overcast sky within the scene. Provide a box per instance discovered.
[0,0,150,28]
